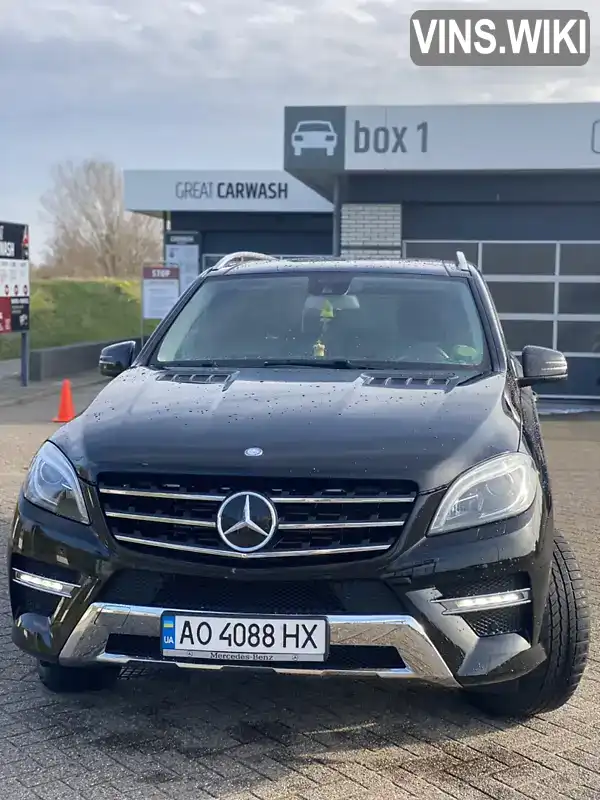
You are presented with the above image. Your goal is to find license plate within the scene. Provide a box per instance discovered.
[160,613,328,662]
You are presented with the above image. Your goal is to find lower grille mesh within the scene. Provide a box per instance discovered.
[11,584,61,620]
[98,570,405,616]
[435,572,532,639]
[436,573,529,599]
[466,606,529,638]
[106,634,406,671]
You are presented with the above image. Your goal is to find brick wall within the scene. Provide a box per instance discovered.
[340,204,403,257]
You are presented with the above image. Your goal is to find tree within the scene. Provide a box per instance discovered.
[40,158,162,278]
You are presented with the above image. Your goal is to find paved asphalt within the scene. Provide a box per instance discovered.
[0,384,599,800]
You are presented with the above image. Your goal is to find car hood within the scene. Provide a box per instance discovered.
[52,366,521,492]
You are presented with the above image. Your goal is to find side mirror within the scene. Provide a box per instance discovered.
[518,345,568,388]
[99,341,136,378]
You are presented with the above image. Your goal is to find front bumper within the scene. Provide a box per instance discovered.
[56,604,457,685]
[8,491,553,688]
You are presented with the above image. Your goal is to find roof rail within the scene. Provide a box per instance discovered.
[455,250,469,271]
[211,251,276,271]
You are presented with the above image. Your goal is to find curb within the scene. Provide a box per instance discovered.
[0,375,108,408]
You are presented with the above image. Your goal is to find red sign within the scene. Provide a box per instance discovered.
[0,297,12,333]
[142,266,179,280]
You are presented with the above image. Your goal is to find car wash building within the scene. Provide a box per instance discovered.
[284,102,600,401]
[124,169,333,292]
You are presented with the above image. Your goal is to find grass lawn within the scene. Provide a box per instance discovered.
[0,278,157,360]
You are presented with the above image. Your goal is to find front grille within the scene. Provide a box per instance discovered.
[106,634,406,671]
[98,570,405,616]
[97,473,417,563]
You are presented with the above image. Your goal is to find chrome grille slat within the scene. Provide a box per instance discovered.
[274,495,414,504]
[104,509,406,531]
[105,511,215,529]
[112,534,390,559]
[101,488,226,502]
[279,520,406,530]
[97,473,418,562]
[99,488,414,504]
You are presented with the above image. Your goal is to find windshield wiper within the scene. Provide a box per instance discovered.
[263,359,370,369]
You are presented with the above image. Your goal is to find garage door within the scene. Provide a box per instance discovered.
[403,240,600,400]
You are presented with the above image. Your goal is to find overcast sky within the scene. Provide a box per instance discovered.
[2,0,599,258]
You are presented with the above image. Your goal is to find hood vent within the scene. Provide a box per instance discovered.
[364,374,455,389]
[157,372,233,385]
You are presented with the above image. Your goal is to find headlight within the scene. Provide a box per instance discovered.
[23,441,90,524]
[428,452,539,535]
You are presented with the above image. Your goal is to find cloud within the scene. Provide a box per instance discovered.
[3,0,599,107]
[1,0,600,252]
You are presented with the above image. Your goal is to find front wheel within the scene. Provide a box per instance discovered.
[37,661,121,693]
[466,534,590,719]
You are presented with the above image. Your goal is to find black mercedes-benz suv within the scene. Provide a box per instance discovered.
[8,251,590,718]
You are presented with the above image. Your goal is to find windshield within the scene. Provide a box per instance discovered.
[153,271,490,372]
[297,122,332,132]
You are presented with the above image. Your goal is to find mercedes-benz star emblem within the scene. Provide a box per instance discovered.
[244,447,263,457]
[217,492,278,553]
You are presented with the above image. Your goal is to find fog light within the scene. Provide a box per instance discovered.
[435,588,530,615]
[13,569,79,598]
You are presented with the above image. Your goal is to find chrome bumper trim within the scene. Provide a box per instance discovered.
[59,604,458,686]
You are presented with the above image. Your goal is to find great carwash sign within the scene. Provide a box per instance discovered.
[124,170,333,213]
[175,179,290,202]
[0,222,30,334]
[284,102,600,172]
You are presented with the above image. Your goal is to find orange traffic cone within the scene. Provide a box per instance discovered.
[53,379,75,423]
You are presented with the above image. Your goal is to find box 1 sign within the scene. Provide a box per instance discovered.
[142,265,181,321]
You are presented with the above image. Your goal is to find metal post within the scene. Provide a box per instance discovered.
[20,331,29,386]
[197,231,204,276]
[162,212,168,265]
[332,176,342,257]
[140,262,145,352]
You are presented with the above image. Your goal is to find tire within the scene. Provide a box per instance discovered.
[37,661,121,693]
[466,533,590,719]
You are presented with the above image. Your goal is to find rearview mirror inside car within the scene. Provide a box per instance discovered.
[99,340,136,378]
[518,345,568,387]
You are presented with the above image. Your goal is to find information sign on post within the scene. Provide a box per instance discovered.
[0,224,30,333]
[0,222,30,384]
[164,231,200,292]
[141,264,180,344]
